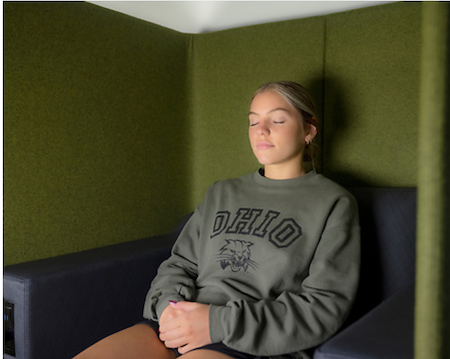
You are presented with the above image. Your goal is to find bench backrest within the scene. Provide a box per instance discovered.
[347,187,417,320]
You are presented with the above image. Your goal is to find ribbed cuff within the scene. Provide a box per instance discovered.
[209,304,232,343]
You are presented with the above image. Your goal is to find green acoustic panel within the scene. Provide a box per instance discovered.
[323,2,421,187]
[4,3,192,265]
[416,3,450,358]
[4,2,423,266]
[189,17,326,204]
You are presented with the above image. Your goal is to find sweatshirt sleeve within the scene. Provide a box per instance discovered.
[143,207,202,321]
[208,195,361,356]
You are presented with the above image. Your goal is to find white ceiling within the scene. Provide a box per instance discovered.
[88,1,396,34]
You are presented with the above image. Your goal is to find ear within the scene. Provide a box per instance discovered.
[305,121,318,143]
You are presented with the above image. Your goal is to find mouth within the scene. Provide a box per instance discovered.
[231,261,243,272]
[256,141,274,150]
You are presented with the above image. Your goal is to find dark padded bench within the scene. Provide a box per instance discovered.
[3,188,416,359]
[314,187,416,359]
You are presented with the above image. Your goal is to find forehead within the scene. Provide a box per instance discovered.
[249,90,295,115]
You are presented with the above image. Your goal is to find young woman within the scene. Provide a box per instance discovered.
[73,81,360,359]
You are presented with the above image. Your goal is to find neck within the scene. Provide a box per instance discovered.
[263,163,306,180]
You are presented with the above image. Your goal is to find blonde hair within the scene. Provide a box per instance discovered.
[252,81,319,164]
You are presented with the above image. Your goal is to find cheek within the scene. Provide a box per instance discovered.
[282,127,302,142]
[248,128,257,144]
[284,129,306,152]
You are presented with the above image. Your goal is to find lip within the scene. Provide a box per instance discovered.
[256,141,274,150]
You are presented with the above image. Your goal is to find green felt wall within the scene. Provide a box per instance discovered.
[5,2,422,266]
[323,2,421,186]
[416,3,450,358]
[4,2,193,266]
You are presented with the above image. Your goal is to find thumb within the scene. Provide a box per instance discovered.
[169,301,198,312]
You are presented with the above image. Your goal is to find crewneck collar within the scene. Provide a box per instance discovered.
[252,168,317,187]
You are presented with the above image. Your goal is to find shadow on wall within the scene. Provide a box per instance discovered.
[303,77,325,174]
[321,75,372,187]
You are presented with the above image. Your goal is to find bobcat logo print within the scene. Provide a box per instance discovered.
[217,239,258,272]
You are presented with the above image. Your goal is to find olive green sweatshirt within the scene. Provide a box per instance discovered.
[144,170,360,358]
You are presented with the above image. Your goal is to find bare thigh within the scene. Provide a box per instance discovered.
[180,350,234,359]
[72,324,176,359]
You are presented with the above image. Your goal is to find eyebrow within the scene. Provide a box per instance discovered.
[248,108,291,116]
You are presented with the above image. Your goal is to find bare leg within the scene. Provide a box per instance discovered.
[180,350,234,359]
[73,324,176,359]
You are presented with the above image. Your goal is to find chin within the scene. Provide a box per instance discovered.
[255,158,272,166]
[258,161,278,168]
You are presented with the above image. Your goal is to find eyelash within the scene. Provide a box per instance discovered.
[249,121,285,127]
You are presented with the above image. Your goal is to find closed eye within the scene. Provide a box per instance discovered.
[273,117,286,124]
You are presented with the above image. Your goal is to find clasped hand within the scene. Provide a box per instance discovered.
[159,301,211,354]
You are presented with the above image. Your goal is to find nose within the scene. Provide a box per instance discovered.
[257,123,269,136]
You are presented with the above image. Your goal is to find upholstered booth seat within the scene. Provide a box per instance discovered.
[314,187,416,359]
[3,188,416,359]
[314,284,414,359]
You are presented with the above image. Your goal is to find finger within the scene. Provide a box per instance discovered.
[177,344,191,355]
[160,305,182,327]
[159,320,180,338]
[159,317,180,334]
[163,335,188,350]
[159,320,187,343]
[167,309,184,321]
[177,341,203,355]
[159,309,187,333]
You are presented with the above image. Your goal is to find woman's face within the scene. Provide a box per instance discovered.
[248,90,316,176]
